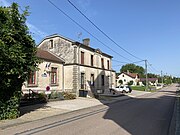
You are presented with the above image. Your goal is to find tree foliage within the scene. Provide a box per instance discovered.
[120,64,145,77]
[0,3,40,119]
[147,73,158,78]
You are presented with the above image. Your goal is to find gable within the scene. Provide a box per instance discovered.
[118,72,138,79]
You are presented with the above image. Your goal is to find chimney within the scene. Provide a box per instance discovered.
[83,38,90,46]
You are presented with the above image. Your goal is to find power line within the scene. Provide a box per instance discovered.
[47,0,133,62]
[147,61,161,73]
[112,64,124,67]
[67,0,143,61]
[113,59,145,64]
[112,60,128,63]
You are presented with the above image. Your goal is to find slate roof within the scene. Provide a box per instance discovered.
[38,34,113,58]
[36,49,64,63]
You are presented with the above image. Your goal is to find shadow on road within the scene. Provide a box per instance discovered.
[19,103,47,116]
[101,89,176,135]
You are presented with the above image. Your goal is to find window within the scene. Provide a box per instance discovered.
[90,74,94,86]
[28,71,36,84]
[81,51,84,64]
[101,58,104,69]
[101,75,104,86]
[91,55,94,66]
[107,60,110,69]
[51,67,57,84]
[50,40,53,49]
[81,73,85,89]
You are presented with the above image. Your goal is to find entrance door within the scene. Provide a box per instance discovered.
[81,73,85,89]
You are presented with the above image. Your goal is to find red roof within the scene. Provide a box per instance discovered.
[36,49,64,63]
[121,72,139,79]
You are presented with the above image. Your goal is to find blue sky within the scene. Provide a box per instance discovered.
[1,0,180,77]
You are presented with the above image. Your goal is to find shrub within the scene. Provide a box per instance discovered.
[62,92,76,100]
[49,91,64,100]
[38,93,48,102]
[118,80,123,85]
[0,95,20,120]
[137,82,140,85]
[128,81,134,86]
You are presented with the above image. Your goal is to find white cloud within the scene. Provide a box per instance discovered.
[0,0,10,7]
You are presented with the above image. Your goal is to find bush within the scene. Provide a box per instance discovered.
[137,82,140,85]
[38,93,48,102]
[62,92,76,100]
[118,80,123,85]
[128,81,134,86]
[48,91,64,100]
[0,96,20,120]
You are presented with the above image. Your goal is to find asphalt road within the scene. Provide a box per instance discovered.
[1,85,177,135]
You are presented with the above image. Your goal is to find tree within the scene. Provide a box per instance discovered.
[120,64,145,77]
[147,73,158,78]
[128,80,134,86]
[118,80,123,85]
[0,3,40,119]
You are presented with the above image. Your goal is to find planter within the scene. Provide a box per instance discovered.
[79,90,88,97]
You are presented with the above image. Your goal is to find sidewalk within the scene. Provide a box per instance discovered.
[0,90,149,129]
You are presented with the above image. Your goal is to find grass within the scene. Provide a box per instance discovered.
[131,86,157,92]
[131,86,146,91]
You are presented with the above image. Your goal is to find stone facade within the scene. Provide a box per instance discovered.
[37,34,116,97]
[22,49,64,93]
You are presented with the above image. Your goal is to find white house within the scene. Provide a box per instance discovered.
[116,72,139,86]
[140,78,159,86]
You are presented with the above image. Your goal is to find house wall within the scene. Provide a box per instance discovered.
[37,35,115,97]
[78,66,113,97]
[64,65,74,91]
[39,36,74,64]
[116,73,138,86]
[77,46,113,96]
[22,60,63,93]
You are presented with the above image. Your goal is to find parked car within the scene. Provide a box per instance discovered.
[110,85,132,94]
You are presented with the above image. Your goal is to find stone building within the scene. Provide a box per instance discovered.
[22,49,65,93]
[23,34,116,97]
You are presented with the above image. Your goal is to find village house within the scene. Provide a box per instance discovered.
[22,34,116,97]
[22,49,65,94]
[140,78,159,86]
[116,72,140,86]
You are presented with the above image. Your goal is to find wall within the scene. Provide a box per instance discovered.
[22,61,63,93]
[116,73,137,86]
[39,36,74,64]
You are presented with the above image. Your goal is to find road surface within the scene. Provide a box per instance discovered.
[1,85,176,135]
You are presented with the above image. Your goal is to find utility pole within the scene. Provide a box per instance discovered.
[161,70,163,85]
[145,60,148,91]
